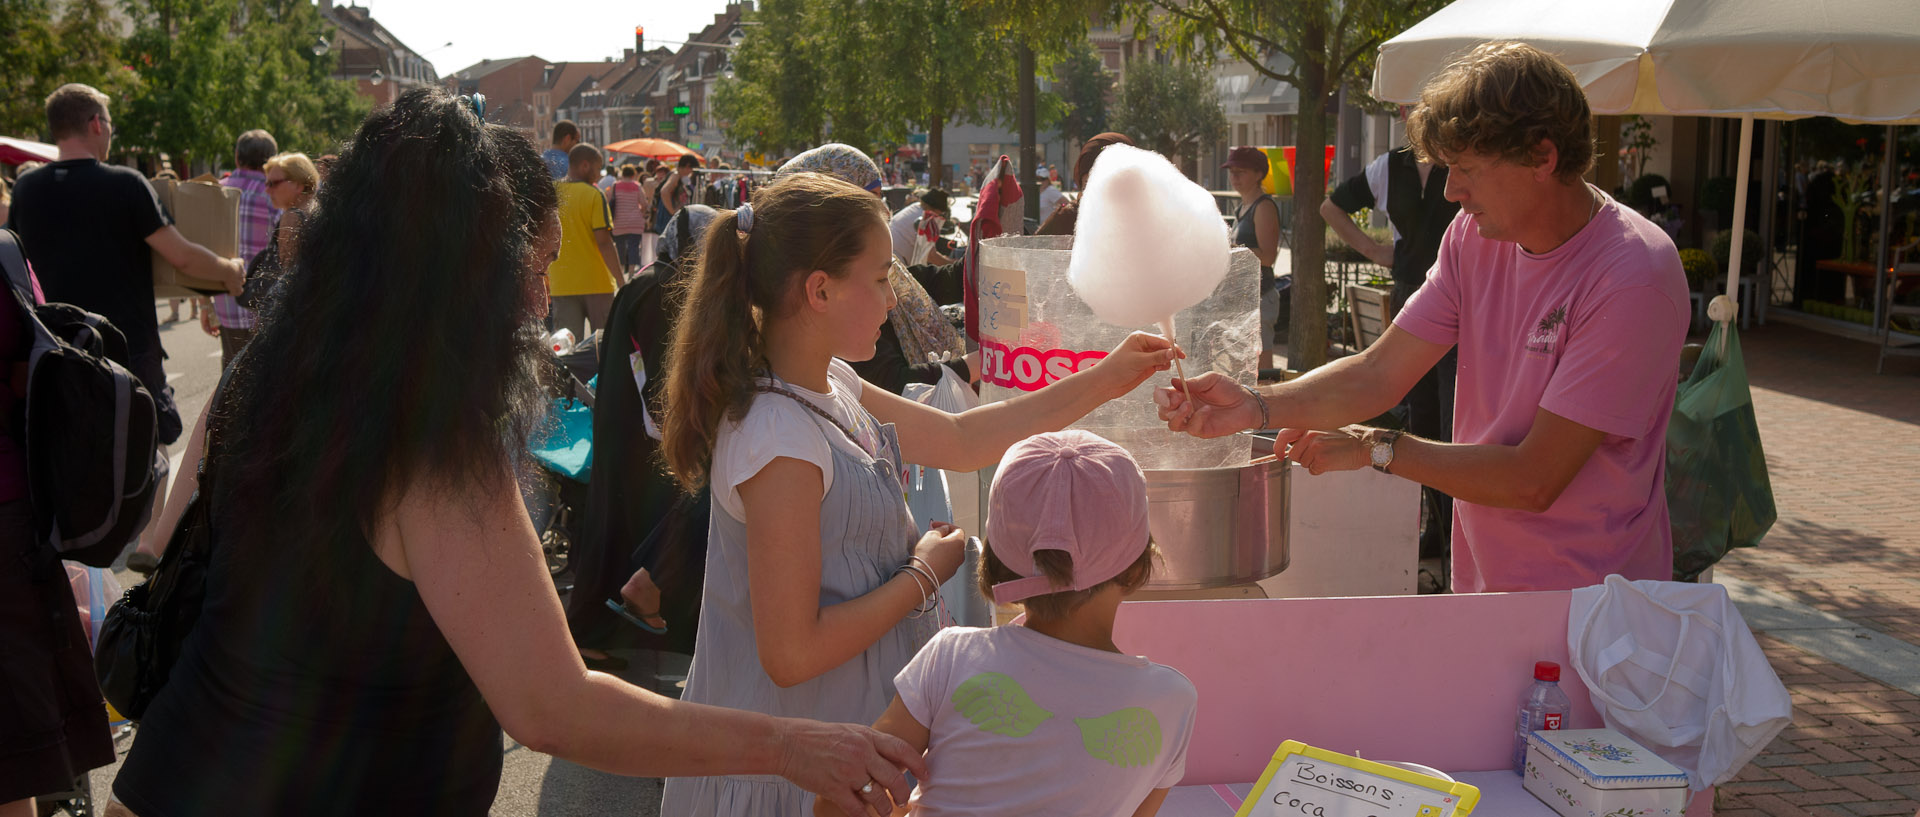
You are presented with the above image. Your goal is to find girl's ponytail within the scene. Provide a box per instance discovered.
[660,171,890,492]
[662,208,753,492]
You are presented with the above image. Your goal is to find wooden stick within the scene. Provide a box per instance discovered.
[1160,318,1192,404]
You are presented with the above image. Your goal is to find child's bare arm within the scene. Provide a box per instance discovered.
[814,696,930,817]
[1130,788,1172,817]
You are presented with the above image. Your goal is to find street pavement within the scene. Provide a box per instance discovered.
[1705,322,1920,817]
[72,304,1920,816]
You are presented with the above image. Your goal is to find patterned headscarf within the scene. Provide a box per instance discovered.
[660,204,717,263]
[775,144,963,373]
[776,143,883,192]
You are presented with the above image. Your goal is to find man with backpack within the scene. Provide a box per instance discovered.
[0,247,117,817]
[5,83,244,571]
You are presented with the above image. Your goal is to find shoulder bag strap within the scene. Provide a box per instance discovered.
[0,229,32,296]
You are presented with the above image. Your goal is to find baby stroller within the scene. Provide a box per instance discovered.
[523,330,600,583]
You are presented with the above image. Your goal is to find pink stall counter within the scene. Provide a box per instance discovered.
[1111,591,1716,817]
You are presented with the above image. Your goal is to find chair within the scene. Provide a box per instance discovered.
[1346,284,1392,351]
[1879,243,1920,374]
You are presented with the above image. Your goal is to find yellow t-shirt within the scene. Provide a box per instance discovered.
[547,180,617,296]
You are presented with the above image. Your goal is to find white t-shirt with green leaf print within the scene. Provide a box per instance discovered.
[894,624,1198,816]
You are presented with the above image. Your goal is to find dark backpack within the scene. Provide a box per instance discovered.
[0,229,161,567]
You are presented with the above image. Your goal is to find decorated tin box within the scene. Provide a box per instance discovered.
[1522,729,1690,817]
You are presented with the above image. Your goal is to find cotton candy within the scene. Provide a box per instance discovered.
[1067,144,1231,334]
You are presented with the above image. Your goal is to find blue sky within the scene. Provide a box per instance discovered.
[361,0,737,79]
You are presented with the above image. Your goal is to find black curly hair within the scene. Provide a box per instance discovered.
[217,86,558,587]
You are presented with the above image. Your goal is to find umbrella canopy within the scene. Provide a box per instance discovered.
[603,137,703,164]
[1372,0,1920,326]
[0,136,58,165]
[1374,0,1920,123]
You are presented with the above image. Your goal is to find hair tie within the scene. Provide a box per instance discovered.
[459,93,487,121]
[736,202,755,235]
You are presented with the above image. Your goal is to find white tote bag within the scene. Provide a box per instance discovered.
[902,365,986,626]
[1568,574,1791,790]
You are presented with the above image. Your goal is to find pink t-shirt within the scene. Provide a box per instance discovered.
[894,625,1198,816]
[1394,189,1688,593]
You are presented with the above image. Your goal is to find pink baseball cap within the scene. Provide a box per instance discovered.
[986,430,1152,605]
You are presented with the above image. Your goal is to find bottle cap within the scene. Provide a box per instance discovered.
[1534,661,1561,682]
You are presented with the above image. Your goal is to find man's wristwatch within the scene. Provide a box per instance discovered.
[1369,429,1403,474]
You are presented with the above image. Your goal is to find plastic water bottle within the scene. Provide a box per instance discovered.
[1512,660,1572,775]
[547,328,576,356]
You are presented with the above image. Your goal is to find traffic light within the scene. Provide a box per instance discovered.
[635,25,644,52]
[641,106,654,136]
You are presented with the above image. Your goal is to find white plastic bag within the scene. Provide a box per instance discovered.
[903,365,987,626]
[66,561,122,653]
[1568,574,1791,790]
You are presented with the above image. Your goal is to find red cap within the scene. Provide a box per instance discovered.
[1221,145,1270,177]
[1534,661,1561,682]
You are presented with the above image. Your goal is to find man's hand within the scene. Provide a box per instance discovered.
[223,257,246,296]
[1155,371,1260,438]
[1272,425,1376,475]
[199,302,219,338]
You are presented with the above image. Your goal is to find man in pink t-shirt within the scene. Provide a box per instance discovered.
[1157,42,1688,592]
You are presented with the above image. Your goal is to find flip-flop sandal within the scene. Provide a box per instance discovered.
[606,598,669,634]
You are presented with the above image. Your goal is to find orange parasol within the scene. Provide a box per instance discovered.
[603,137,703,164]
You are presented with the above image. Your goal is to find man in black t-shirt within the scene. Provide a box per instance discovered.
[5,83,244,448]
[1321,135,1462,590]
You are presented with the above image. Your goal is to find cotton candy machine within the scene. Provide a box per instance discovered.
[975,236,1287,590]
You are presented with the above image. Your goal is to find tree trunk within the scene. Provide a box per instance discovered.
[928,115,946,187]
[1286,22,1331,371]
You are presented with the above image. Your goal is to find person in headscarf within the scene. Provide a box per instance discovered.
[659,204,717,266]
[777,145,972,393]
[566,204,721,662]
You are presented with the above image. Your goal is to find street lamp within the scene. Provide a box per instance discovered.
[311,35,330,56]
[371,69,385,86]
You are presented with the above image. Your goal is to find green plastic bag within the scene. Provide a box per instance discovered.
[1666,321,1776,581]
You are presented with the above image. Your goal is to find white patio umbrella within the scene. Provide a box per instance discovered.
[1372,0,1920,331]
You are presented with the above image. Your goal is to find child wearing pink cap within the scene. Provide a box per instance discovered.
[818,430,1199,817]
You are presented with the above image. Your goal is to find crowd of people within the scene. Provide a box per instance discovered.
[0,39,1692,817]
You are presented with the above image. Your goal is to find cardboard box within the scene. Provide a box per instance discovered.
[1523,729,1690,817]
[151,174,238,298]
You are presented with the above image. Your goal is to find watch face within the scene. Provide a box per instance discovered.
[1371,442,1391,468]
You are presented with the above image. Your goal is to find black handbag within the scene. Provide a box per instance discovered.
[94,372,229,720]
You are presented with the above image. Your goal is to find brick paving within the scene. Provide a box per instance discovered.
[1705,320,1920,817]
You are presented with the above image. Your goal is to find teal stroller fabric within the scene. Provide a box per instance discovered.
[1667,322,1776,581]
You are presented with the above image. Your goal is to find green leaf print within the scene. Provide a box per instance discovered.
[1075,707,1163,768]
[951,673,1054,737]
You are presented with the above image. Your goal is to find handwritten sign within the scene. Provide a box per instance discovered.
[1236,741,1479,817]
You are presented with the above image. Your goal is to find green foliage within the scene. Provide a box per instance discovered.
[718,0,1027,181]
[1122,0,1448,369]
[1678,247,1716,288]
[1709,229,1762,277]
[117,0,367,169]
[1051,39,1112,149]
[1621,115,1656,178]
[1110,60,1225,158]
[1628,173,1670,213]
[1,0,141,139]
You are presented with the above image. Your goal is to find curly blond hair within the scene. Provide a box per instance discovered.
[1405,41,1594,183]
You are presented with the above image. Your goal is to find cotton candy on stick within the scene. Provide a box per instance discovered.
[1067,144,1231,401]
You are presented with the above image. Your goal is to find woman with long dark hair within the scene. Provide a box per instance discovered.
[106,88,922,817]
